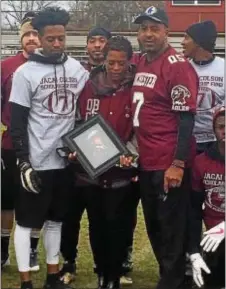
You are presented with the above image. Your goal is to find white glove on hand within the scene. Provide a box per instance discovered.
[1,158,6,170]
[200,221,225,252]
[19,161,41,194]
[190,253,211,288]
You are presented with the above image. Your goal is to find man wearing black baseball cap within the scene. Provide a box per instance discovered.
[132,6,198,289]
[134,6,169,27]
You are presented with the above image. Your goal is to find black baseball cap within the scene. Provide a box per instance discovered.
[134,6,169,27]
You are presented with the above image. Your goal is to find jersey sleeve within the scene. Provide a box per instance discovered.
[167,56,199,113]
[9,68,32,108]
[192,156,204,192]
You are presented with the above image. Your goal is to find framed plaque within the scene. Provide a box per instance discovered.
[62,114,130,179]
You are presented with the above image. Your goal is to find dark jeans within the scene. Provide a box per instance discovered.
[140,169,190,289]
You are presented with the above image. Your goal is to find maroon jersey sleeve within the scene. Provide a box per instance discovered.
[192,155,204,192]
[78,81,92,120]
[166,55,198,113]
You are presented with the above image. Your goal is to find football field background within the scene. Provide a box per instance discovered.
[2,205,158,289]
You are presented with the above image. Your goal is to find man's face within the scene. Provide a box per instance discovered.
[22,31,40,54]
[138,20,168,53]
[105,50,128,83]
[39,25,66,56]
[215,115,225,145]
[181,33,198,58]
[87,36,108,62]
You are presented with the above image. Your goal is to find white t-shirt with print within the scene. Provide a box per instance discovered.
[191,56,225,143]
[10,56,89,170]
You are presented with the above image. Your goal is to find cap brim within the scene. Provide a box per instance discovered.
[134,14,163,24]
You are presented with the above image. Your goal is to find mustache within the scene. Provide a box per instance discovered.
[25,41,39,45]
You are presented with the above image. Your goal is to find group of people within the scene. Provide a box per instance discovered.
[1,5,225,289]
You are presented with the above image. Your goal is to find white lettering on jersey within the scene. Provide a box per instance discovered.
[171,85,191,111]
[168,54,185,64]
[133,92,144,127]
[204,173,225,213]
[85,98,100,120]
[133,73,157,89]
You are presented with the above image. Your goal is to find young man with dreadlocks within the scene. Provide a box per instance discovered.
[9,7,89,289]
[1,12,41,271]
[67,36,137,289]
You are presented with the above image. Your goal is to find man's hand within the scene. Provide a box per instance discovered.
[190,253,211,288]
[119,155,133,167]
[200,221,225,252]
[19,161,41,194]
[68,151,77,161]
[164,165,184,193]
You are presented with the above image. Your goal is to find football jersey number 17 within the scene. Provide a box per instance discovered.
[133,92,144,127]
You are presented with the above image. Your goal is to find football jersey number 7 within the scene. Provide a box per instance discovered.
[133,92,144,127]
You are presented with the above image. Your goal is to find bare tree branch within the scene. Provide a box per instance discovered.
[2,0,58,29]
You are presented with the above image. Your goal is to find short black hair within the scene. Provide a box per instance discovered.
[32,6,70,34]
[104,36,133,60]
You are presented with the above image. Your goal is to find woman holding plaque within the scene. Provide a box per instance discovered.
[65,36,137,289]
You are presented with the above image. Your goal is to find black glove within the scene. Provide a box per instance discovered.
[18,161,41,194]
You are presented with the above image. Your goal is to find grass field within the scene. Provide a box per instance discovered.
[2,205,159,289]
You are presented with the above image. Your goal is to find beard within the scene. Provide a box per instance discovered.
[90,51,105,62]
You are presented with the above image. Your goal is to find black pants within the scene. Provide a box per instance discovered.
[204,241,225,289]
[15,167,74,229]
[124,181,140,251]
[140,170,190,289]
[61,183,134,280]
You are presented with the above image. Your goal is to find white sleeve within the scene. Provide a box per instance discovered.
[9,69,32,108]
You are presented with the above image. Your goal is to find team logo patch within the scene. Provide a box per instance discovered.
[171,85,191,111]
[145,6,157,15]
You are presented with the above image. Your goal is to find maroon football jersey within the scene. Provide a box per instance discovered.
[130,52,143,66]
[1,53,27,150]
[79,81,133,143]
[192,151,225,230]
[131,46,199,170]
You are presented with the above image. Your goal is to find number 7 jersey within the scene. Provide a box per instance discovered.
[131,46,199,171]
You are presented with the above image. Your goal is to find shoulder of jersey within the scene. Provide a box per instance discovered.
[166,49,188,65]
[1,53,21,66]
[194,151,206,164]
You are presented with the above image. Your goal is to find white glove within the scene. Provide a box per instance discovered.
[1,158,6,170]
[200,221,225,252]
[190,253,211,288]
[19,161,41,194]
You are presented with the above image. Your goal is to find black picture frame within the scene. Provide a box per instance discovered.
[62,114,130,179]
